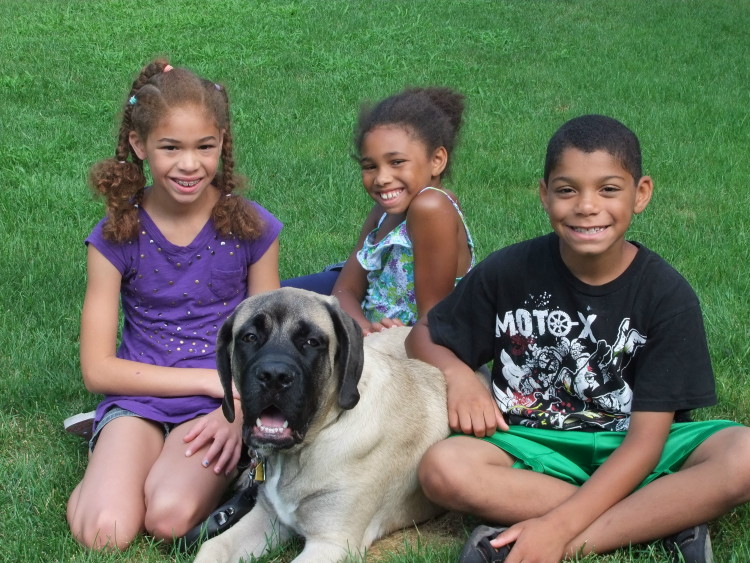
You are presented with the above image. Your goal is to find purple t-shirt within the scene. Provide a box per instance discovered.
[86,201,282,425]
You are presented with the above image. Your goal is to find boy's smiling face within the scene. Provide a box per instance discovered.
[539,148,653,284]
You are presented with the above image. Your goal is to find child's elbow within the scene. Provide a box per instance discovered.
[404,320,427,358]
[81,375,103,394]
[83,380,103,394]
[79,362,106,394]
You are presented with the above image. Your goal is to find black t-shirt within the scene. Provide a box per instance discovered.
[428,233,716,432]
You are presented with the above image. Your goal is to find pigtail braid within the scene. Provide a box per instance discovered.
[90,59,264,243]
[89,60,174,242]
[209,83,264,240]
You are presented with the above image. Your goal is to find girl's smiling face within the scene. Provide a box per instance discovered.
[129,105,224,209]
[358,125,447,214]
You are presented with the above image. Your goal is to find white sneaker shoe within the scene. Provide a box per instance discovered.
[64,411,96,439]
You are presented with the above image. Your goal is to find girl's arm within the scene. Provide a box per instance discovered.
[185,236,280,472]
[408,189,468,318]
[80,245,226,398]
[247,237,280,295]
[332,205,383,333]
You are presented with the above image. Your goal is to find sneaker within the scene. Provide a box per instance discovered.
[64,411,96,439]
[458,525,512,563]
[663,524,714,563]
[179,481,259,550]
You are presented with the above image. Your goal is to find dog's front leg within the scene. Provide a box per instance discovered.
[194,501,290,563]
[292,538,361,563]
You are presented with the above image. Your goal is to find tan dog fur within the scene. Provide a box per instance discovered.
[195,288,450,563]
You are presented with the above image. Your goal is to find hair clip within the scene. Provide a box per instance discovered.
[164,64,173,72]
[118,160,127,164]
[215,83,222,91]
[128,95,137,105]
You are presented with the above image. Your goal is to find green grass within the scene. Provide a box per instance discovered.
[1,0,749,561]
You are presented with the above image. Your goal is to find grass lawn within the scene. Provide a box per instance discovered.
[1,0,748,561]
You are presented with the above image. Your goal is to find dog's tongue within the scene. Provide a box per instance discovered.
[253,408,293,442]
[259,410,287,429]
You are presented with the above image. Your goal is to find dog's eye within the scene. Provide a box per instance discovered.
[304,338,321,348]
[242,332,258,343]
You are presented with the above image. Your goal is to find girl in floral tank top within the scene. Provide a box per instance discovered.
[330,87,475,335]
[357,186,475,326]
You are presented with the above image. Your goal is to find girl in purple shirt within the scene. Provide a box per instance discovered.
[66,59,281,550]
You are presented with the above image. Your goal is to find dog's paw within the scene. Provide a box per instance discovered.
[193,537,230,563]
[193,528,272,563]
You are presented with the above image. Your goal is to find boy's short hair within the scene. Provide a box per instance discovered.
[544,115,643,183]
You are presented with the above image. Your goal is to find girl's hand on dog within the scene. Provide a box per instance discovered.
[364,317,404,336]
[183,403,243,476]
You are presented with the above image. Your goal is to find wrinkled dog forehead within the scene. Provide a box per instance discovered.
[231,288,337,336]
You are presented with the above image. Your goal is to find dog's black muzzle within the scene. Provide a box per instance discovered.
[240,349,318,450]
[252,354,299,399]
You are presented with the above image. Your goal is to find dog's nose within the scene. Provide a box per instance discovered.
[257,361,295,392]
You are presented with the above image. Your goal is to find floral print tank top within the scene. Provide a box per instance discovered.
[356,187,475,325]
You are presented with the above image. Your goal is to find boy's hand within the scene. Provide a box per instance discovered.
[183,404,243,476]
[493,517,570,563]
[446,371,507,437]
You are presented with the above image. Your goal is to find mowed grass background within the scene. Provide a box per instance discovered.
[1,0,749,561]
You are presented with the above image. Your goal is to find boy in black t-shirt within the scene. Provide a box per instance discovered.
[405,115,750,562]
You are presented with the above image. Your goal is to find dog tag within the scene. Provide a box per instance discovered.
[254,459,265,482]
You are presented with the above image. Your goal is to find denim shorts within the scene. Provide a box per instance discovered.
[480,420,740,488]
[89,407,173,452]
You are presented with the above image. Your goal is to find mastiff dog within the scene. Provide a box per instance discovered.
[194,287,450,563]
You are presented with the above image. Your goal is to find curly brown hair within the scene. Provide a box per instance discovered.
[353,87,465,178]
[90,59,263,243]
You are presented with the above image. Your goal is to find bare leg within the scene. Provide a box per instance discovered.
[143,419,233,540]
[67,417,163,550]
[419,436,578,523]
[570,426,750,555]
[420,427,750,557]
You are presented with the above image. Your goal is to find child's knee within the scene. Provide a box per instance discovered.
[418,441,465,502]
[69,507,140,550]
[67,486,141,550]
[723,428,750,500]
[697,426,750,503]
[144,490,203,540]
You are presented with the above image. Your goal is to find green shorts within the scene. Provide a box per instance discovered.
[480,420,740,488]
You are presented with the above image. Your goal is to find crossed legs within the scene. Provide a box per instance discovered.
[419,426,750,557]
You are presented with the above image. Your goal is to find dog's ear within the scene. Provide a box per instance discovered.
[326,300,365,409]
[216,312,237,422]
